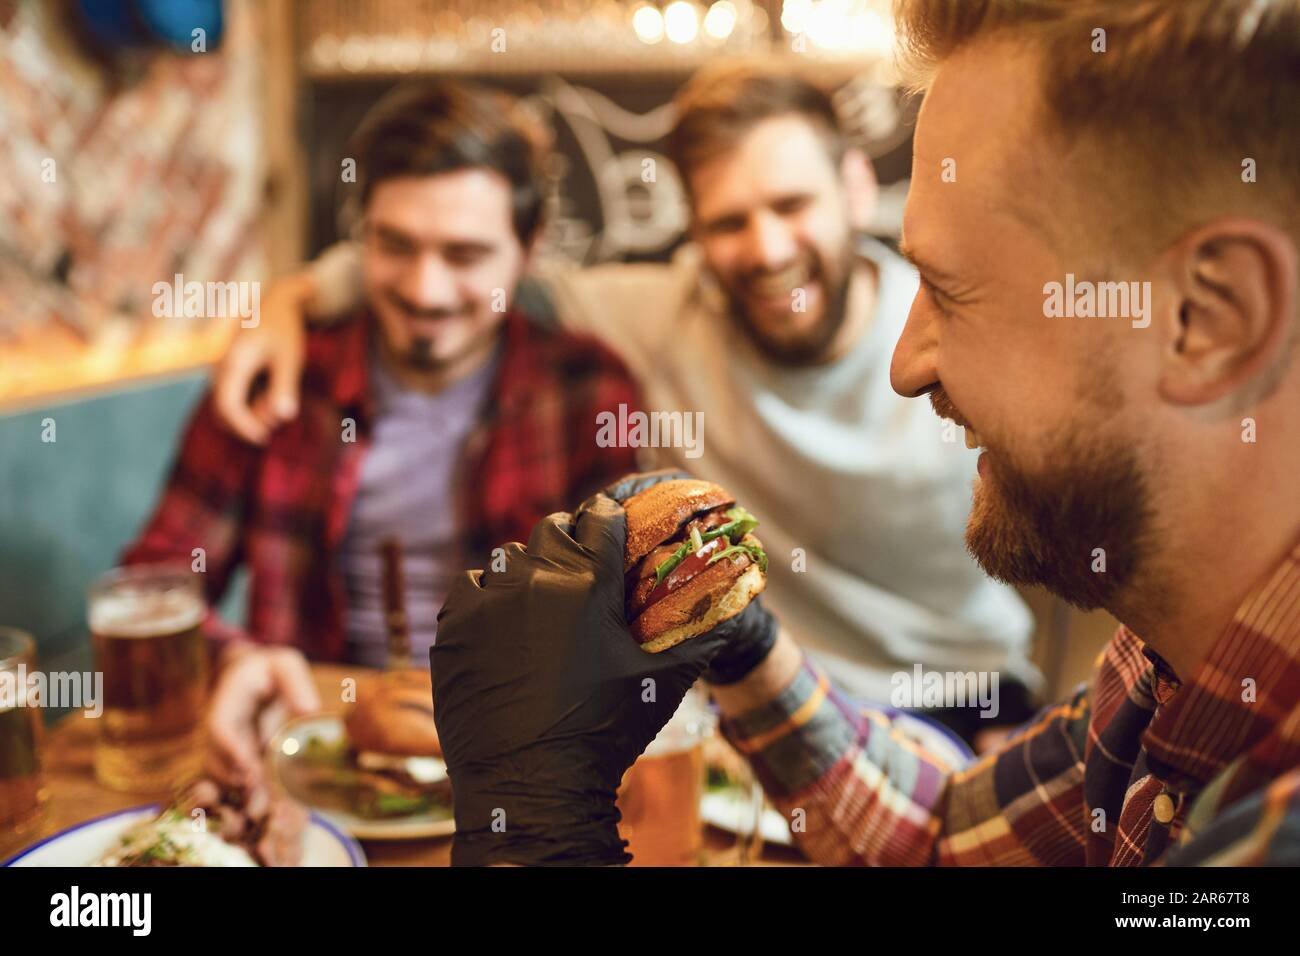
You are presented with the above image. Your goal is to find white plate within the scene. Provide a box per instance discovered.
[3,805,366,867]
[700,790,793,846]
[269,714,455,841]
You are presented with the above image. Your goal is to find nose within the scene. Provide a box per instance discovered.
[399,253,459,311]
[890,292,941,398]
[744,209,797,271]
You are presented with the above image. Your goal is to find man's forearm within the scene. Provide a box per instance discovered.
[709,628,803,718]
[268,269,319,316]
[254,241,362,330]
[710,632,948,866]
[301,240,363,322]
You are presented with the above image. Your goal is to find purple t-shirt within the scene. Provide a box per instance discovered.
[339,342,500,668]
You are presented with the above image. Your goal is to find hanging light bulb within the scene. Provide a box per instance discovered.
[632,3,666,44]
[781,0,813,35]
[704,1,738,40]
[664,1,700,44]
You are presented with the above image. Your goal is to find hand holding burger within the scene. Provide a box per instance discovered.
[605,470,779,685]
[430,475,774,866]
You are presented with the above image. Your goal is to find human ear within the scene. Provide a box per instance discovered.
[1156,219,1298,409]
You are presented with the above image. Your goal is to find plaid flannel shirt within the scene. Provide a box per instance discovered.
[724,534,1300,865]
[122,311,641,661]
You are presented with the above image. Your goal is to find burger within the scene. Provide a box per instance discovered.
[342,668,450,818]
[623,479,768,653]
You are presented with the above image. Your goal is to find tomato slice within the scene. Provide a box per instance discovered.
[642,537,729,612]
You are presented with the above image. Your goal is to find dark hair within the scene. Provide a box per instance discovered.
[668,64,846,191]
[346,80,546,244]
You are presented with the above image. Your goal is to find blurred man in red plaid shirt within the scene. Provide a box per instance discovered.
[121,82,641,787]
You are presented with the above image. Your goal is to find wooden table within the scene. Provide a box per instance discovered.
[12,664,807,867]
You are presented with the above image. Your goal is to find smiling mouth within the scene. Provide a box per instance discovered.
[408,316,465,327]
[404,312,469,331]
[929,390,985,449]
[746,262,814,302]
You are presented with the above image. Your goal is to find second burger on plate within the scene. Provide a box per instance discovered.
[343,669,449,818]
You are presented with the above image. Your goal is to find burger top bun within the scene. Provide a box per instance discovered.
[344,668,441,758]
[623,479,736,572]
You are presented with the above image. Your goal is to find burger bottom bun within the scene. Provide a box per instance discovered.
[635,563,766,654]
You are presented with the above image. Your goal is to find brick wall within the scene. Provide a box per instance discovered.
[0,0,267,407]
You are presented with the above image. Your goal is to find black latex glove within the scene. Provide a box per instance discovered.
[602,470,779,686]
[430,493,727,866]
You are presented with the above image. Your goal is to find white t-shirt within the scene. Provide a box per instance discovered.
[310,239,1040,702]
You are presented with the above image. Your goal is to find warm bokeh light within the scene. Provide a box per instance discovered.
[781,0,813,35]
[664,1,700,45]
[703,1,738,40]
[631,3,666,44]
[781,0,896,56]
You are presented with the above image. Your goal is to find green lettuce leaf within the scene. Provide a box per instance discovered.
[652,506,763,585]
[707,542,768,573]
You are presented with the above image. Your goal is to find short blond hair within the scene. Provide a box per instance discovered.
[894,0,1300,260]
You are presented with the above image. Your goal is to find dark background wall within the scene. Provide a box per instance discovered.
[302,73,916,262]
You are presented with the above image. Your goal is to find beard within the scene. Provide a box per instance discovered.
[931,390,1156,612]
[407,335,437,370]
[379,289,478,373]
[726,246,855,366]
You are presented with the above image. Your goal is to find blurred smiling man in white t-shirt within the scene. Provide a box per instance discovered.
[213,64,1040,746]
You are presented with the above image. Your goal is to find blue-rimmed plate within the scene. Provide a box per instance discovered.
[3,804,366,867]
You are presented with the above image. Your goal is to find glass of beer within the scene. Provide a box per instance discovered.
[0,627,46,855]
[88,565,208,793]
[616,685,712,866]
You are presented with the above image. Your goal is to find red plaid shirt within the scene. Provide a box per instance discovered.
[122,311,641,661]
[725,532,1300,865]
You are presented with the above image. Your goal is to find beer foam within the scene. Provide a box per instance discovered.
[89,589,205,638]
